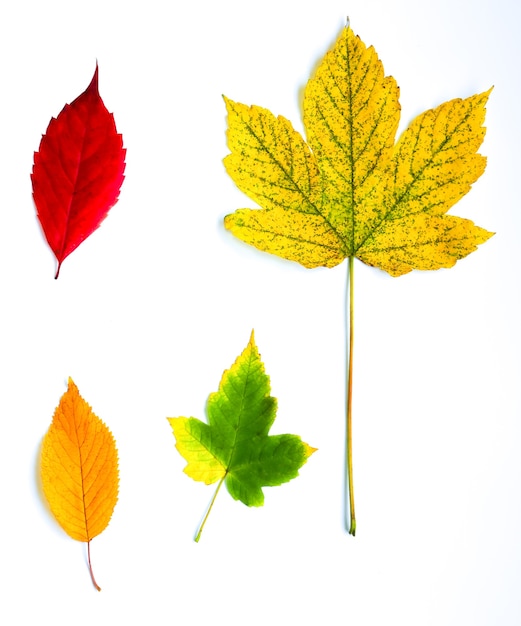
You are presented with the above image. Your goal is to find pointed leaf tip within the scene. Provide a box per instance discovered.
[304,444,318,458]
[88,63,99,93]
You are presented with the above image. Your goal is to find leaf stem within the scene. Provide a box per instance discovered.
[87,540,101,591]
[346,256,356,536]
[195,475,226,542]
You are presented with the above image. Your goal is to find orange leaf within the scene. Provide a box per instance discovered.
[41,378,119,591]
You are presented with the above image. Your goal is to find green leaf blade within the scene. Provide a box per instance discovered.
[168,331,316,536]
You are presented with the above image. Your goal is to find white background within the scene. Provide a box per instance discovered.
[0,0,518,624]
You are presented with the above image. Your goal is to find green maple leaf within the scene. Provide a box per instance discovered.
[168,331,315,541]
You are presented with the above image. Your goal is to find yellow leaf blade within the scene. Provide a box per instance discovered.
[41,378,119,543]
[168,417,227,484]
[358,213,494,276]
[224,24,492,276]
[224,207,345,268]
[303,26,400,249]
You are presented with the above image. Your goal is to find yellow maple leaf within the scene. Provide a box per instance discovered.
[224,26,492,275]
[41,378,119,590]
[223,24,493,536]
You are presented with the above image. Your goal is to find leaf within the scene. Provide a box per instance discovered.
[41,378,119,590]
[223,24,493,535]
[168,331,316,541]
[31,65,126,278]
[224,27,493,276]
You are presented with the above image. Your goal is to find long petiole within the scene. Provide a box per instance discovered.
[346,256,356,535]
[195,475,226,542]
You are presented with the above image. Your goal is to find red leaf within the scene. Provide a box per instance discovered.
[32,65,126,278]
